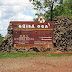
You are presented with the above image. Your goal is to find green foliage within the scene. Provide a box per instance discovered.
[32,1,42,11]
[32,0,63,21]
[33,18,38,21]
[0,34,4,45]
[64,0,72,10]
[32,0,72,21]
[53,0,72,20]
[55,0,57,2]
[60,0,63,4]
[0,34,2,37]
[0,52,72,58]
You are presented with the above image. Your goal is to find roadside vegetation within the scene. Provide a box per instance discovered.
[0,34,4,45]
[0,52,72,58]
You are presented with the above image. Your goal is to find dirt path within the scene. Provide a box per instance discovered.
[0,56,72,72]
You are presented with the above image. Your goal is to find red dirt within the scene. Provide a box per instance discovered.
[0,56,72,72]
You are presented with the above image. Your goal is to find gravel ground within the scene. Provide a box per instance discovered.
[0,56,72,72]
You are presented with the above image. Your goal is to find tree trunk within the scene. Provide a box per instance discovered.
[50,2,54,21]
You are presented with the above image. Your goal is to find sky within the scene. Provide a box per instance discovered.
[0,0,36,37]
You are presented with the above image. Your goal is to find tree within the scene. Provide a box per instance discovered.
[0,34,2,37]
[32,0,63,21]
[0,34,4,45]
[53,0,72,20]
[64,0,72,10]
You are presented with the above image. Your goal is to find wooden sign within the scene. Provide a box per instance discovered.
[10,21,54,48]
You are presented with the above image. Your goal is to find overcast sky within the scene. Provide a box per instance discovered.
[0,0,36,36]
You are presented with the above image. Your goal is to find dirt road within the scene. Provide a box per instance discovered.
[0,56,72,72]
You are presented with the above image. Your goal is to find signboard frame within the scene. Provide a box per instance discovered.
[10,21,54,48]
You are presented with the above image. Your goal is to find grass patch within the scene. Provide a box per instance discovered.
[42,53,72,57]
[0,52,38,58]
[0,52,72,58]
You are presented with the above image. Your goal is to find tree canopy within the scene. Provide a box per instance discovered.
[0,34,3,37]
[0,34,4,45]
[53,0,72,20]
[32,0,72,21]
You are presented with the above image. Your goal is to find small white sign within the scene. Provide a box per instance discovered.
[38,16,45,23]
